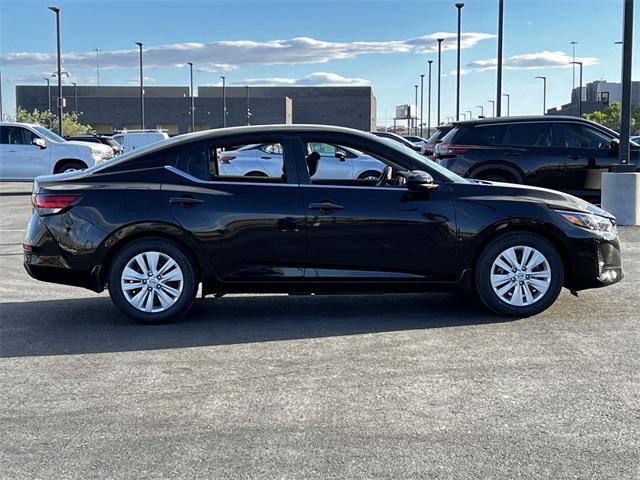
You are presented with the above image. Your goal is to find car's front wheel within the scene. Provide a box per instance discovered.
[108,238,197,323]
[475,232,564,317]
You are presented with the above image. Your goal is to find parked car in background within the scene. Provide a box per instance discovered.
[434,116,639,203]
[0,122,113,180]
[403,135,428,150]
[631,136,640,144]
[111,129,169,153]
[65,134,123,155]
[219,142,385,180]
[371,131,421,151]
[422,125,454,157]
[24,125,622,323]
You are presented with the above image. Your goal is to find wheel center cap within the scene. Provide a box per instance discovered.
[148,278,159,288]
[516,272,525,281]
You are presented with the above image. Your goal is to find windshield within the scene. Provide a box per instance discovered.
[33,126,65,142]
[374,135,469,183]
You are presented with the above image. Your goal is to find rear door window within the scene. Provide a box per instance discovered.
[504,123,554,147]
[470,124,508,145]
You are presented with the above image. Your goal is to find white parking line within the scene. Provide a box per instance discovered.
[0,230,26,232]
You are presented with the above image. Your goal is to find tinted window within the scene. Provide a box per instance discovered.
[260,143,283,155]
[175,143,209,180]
[474,124,508,145]
[556,123,612,149]
[2,127,37,145]
[504,123,554,147]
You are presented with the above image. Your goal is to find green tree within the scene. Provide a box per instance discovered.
[583,102,640,135]
[16,107,95,136]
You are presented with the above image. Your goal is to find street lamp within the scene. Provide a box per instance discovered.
[134,42,144,129]
[71,81,77,114]
[496,0,504,117]
[414,84,418,135]
[461,112,467,120]
[48,6,64,135]
[427,60,433,137]
[476,105,484,117]
[570,61,583,117]
[436,38,444,125]
[488,100,495,117]
[466,110,472,120]
[187,62,195,132]
[220,75,227,128]
[94,48,101,87]
[245,85,251,126]
[419,74,425,138]
[502,93,510,116]
[455,2,464,121]
[570,41,578,90]
[535,76,547,114]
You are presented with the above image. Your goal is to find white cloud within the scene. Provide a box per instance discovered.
[232,72,369,86]
[467,50,599,71]
[1,33,495,71]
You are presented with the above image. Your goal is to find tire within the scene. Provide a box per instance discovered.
[358,170,382,180]
[55,160,86,174]
[475,232,563,317]
[108,238,197,324]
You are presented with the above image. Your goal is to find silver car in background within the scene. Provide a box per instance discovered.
[218,142,384,180]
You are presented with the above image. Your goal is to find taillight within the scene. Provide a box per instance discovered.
[219,155,235,164]
[435,144,471,156]
[32,194,81,215]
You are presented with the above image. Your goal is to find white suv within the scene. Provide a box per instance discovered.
[0,122,113,180]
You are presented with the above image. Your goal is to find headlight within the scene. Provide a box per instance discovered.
[557,210,617,239]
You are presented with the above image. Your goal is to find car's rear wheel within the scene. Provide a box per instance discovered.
[475,232,563,317]
[108,239,197,324]
[55,160,87,174]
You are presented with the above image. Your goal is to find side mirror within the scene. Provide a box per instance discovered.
[406,170,438,192]
[335,151,346,162]
[32,138,46,149]
[609,139,620,151]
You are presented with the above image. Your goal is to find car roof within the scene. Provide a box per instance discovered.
[451,115,589,127]
[0,121,43,128]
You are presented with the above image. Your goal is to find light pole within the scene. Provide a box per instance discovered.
[461,112,466,120]
[187,62,195,132]
[570,41,578,90]
[94,48,101,87]
[502,93,510,116]
[48,6,63,135]
[43,77,51,117]
[488,100,495,117]
[427,60,433,137]
[419,74,425,138]
[220,76,227,128]
[455,2,464,121]
[615,0,634,171]
[535,76,547,114]
[570,61,583,117]
[71,81,77,114]
[245,85,251,126]
[496,0,504,117]
[414,84,418,135]
[477,105,484,117]
[134,42,144,129]
[437,38,444,125]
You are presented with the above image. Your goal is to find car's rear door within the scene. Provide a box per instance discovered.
[163,135,306,282]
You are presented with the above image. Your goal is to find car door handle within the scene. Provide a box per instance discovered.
[308,202,344,212]
[169,196,204,207]
[261,156,272,159]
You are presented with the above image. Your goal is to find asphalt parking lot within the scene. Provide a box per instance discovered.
[1,182,639,479]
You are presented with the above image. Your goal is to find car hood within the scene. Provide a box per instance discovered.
[461,180,615,219]
[62,140,111,152]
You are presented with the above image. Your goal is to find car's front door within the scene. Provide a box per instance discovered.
[163,136,307,283]
[295,138,459,283]
[2,126,49,180]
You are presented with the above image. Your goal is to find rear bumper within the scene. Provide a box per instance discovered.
[23,210,106,292]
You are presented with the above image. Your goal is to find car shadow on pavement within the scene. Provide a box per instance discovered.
[0,293,506,357]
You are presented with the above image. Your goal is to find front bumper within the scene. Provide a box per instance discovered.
[565,234,623,291]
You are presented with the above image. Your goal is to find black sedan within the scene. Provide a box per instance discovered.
[24,125,623,323]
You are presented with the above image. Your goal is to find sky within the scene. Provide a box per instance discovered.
[0,0,638,127]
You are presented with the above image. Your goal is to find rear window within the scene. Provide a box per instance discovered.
[426,127,452,143]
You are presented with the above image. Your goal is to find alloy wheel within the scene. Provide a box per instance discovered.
[490,245,551,306]
[120,251,184,313]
